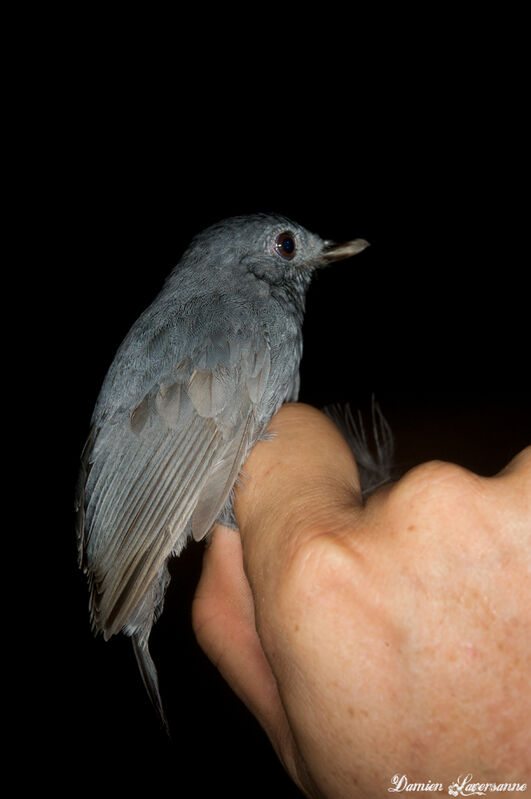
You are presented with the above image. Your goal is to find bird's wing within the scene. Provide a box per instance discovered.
[77,329,271,640]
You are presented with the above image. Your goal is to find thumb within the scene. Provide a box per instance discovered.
[234,402,363,606]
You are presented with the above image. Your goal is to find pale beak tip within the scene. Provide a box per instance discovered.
[322,237,371,263]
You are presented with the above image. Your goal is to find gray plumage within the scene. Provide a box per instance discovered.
[76,213,369,731]
[324,398,394,498]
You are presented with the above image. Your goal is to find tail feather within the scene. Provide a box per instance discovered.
[324,398,394,498]
[132,635,170,736]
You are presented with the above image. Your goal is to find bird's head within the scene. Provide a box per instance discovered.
[180,213,369,290]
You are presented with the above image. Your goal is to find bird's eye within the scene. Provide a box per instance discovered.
[275,231,296,260]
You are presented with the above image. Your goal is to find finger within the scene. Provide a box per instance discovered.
[234,402,363,602]
[192,525,292,745]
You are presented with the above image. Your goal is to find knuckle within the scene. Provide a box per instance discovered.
[277,531,356,616]
[383,460,490,542]
[391,459,484,508]
[497,445,531,480]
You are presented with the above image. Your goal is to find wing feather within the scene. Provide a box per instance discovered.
[78,330,271,641]
[191,411,253,541]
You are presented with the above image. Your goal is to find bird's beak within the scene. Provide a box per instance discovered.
[321,238,370,264]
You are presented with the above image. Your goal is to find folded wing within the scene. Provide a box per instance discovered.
[77,330,271,641]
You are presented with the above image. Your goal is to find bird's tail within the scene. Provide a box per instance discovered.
[324,397,395,498]
[132,634,170,736]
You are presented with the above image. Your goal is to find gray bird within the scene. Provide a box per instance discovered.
[76,213,369,731]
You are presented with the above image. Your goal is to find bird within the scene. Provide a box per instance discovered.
[76,212,369,732]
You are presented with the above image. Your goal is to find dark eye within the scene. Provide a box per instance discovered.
[275,231,296,260]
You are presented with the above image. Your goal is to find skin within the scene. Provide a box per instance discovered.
[192,403,531,798]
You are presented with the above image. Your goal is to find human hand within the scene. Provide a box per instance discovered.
[192,403,531,798]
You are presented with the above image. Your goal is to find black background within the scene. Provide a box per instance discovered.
[35,20,530,798]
